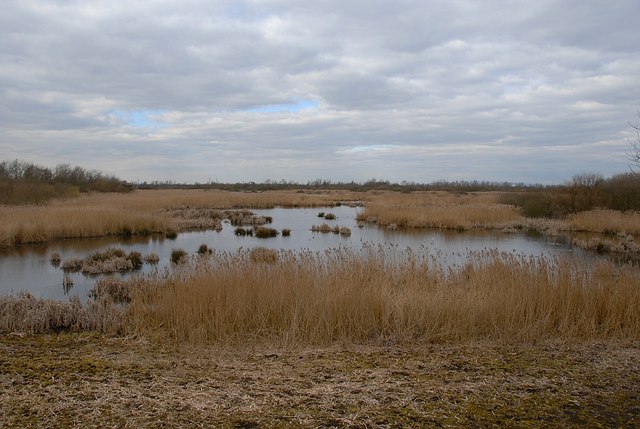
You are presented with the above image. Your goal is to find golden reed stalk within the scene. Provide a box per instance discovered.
[126,248,640,346]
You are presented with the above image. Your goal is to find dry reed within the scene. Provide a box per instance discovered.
[0,189,358,248]
[360,191,523,230]
[0,294,123,334]
[569,209,640,235]
[126,247,640,346]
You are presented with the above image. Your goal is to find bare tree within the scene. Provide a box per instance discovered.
[629,113,640,173]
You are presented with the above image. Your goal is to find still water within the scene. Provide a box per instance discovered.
[0,206,583,301]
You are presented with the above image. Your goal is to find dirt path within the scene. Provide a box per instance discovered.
[1,334,639,428]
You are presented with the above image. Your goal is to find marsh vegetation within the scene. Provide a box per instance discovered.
[1,180,639,427]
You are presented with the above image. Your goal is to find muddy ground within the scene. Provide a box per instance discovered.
[1,334,638,428]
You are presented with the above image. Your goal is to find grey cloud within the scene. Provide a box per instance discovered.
[1,0,638,183]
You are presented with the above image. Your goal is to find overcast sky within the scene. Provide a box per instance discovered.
[2,1,639,184]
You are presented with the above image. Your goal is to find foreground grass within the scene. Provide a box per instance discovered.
[128,248,640,345]
[1,333,638,428]
[3,248,639,345]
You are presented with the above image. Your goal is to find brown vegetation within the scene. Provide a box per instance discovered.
[122,248,640,346]
[4,248,638,345]
[1,334,638,428]
[0,189,360,248]
[359,191,523,230]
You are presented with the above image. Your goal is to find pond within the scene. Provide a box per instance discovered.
[0,206,587,301]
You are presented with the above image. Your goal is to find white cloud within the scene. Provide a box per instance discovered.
[1,0,639,183]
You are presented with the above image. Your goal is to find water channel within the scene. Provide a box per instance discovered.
[0,206,588,301]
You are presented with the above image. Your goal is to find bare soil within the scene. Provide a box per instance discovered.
[1,334,638,428]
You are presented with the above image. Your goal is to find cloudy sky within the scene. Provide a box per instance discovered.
[1,1,639,184]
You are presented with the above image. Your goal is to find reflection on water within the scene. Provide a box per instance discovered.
[0,206,593,301]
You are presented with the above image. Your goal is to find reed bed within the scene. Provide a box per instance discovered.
[62,189,359,212]
[360,191,523,230]
[124,247,640,346]
[0,189,358,248]
[569,209,640,235]
[0,205,171,247]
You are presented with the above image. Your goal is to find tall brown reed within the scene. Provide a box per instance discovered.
[569,209,640,235]
[360,191,523,230]
[0,189,359,247]
[126,248,640,345]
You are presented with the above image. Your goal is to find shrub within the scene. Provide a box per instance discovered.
[144,252,160,264]
[127,251,143,267]
[254,227,278,238]
[171,249,188,264]
[197,244,211,255]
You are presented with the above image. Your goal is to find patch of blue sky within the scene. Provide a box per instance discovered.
[346,144,400,153]
[246,99,320,114]
[111,109,167,128]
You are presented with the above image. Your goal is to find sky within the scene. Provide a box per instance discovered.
[1,0,639,184]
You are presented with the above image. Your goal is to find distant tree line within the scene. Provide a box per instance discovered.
[133,178,536,193]
[500,172,640,217]
[134,173,640,218]
[0,160,130,204]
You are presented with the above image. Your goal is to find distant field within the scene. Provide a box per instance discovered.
[2,188,639,249]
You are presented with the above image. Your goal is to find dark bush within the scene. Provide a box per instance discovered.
[171,249,188,264]
[254,227,278,238]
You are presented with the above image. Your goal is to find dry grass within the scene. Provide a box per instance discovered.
[0,189,359,247]
[1,334,638,428]
[360,191,523,230]
[0,204,170,247]
[125,247,640,346]
[569,209,640,235]
[0,294,123,335]
[4,248,637,344]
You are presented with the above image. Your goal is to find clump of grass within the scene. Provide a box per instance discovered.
[317,212,325,217]
[311,224,350,235]
[81,257,133,275]
[59,248,148,275]
[61,258,84,271]
[339,227,351,236]
[143,252,160,264]
[165,231,178,239]
[50,253,61,266]
[234,227,253,236]
[324,213,336,220]
[171,249,188,264]
[0,293,123,334]
[127,251,143,268]
[311,223,332,233]
[254,227,278,238]
[197,244,212,255]
[281,228,291,237]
